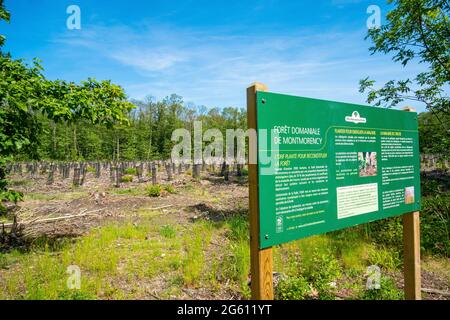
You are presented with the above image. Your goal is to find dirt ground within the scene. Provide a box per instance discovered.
[1,168,449,300]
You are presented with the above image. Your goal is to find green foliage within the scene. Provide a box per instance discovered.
[421,173,448,196]
[367,217,404,249]
[367,246,402,271]
[0,204,6,216]
[361,276,403,300]
[240,167,249,176]
[418,111,450,156]
[219,215,250,291]
[159,225,176,239]
[0,0,10,47]
[146,185,161,197]
[421,194,450,256]
[276,276,310,300]
[368,193,450,257]
[163,184,176,194]
[0,189,23,203]
[303,249,342,300]
[182,222,212,286]
[57,290,97,300]
[123,167,137,175]
[0,6,134,206]
[227,215,249,242]
[360,0,449,116]
[86,166,96,173]
[120,175,133,183]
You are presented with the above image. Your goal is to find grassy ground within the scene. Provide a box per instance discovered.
[0,173,449,300]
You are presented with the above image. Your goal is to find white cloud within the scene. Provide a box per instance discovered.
[110,48,186,72]
[52,23,428,112]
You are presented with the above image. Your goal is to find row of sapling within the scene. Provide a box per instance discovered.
[6,159,248,187]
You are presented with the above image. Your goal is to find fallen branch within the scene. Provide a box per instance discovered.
[422,288,450,296]
[1,208,106,228]
[142,205,174,211]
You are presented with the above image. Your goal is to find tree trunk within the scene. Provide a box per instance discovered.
[152,164,157,185]
[52,122,57,159]
[0,165,6,191]
[116,136,120,161]
[72,124,78,159]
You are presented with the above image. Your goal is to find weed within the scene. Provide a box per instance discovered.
[124,168,137,175]
[367,246,401,271]
[361,276,403,300]
[303,248,342,300]
[159,225,176,238]
[111,188,143,196]
[121,175,133,183]
[276,276,310,300]
[86,166,96,173]
[163,185,176,194]
[147,185,161,197]
[182,222,212,286]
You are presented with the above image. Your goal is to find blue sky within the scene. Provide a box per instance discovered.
[1,0,427,112]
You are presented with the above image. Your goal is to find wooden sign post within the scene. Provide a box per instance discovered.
[402,107,421,300]
[247,83,274,300]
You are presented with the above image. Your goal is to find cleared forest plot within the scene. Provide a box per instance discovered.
[0,163,448,300]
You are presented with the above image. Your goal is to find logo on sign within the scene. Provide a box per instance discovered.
[345,111,367,124]
[276,216,284,233]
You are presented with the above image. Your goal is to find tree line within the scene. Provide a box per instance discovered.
[18,96,448,162]
[26,95,247,162]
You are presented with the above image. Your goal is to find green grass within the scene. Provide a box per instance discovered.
[26,191,88,201]
[218,215,250,295]
[120,175,133,183]
[0,219,184,300]
[159,225,177,238]
[0,204,442,300]
[123,168,137,175]
[182,222,213,287]
[360,276,404,300]
[163,184,176,194]
[9,179,32,187]
[146,185,162,197]
[276,276,310,300]
[111,187,144,196]
[86,166,96,173]
[367,246,401,271]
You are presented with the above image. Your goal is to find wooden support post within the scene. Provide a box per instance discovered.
[247,83,274,300]
[402,106,421,300]
[403,211,421,300]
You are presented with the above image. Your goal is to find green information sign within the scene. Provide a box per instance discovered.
[256,92,421,249]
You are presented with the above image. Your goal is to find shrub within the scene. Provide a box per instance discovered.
[219,216,250,291]
[86,166,96,173]
[57,289,97,300]
[124,168,137,175]
[367,217,403,249]
[120,175,133,183]
[163,185,176,194]
[367,193,450,257]
[303,249,341,300]
[0,204,6,216]
[276,276,310,300]
[421,194,450,256]
[367,246,401,271]
[147,185,161,197]
[421,173,448,197]
[361,276,403,300]
[159,225,176,238]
